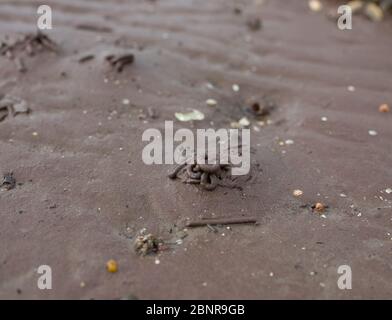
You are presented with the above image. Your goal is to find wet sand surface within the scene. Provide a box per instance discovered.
[0,0,391,299]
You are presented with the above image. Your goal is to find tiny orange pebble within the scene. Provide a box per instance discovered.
[314,202,325,212]
[106,259,118,273]
[379,104,390,113]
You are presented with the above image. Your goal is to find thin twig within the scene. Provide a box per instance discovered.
[186,217,257,228]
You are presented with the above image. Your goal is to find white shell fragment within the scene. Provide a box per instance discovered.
[206,99,217,106]
[175,109,205,122]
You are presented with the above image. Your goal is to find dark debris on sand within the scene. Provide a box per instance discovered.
[0,31,58,72]
[105,52,135,72]
[134,234,162,256]
[168,154,243,191]
[0,94,30,122]
[1,172,16,191]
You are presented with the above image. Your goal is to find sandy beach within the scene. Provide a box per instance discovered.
[0,0,391,299]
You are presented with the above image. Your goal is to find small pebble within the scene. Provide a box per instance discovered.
[285,139,294,145]
[379,104,390,113]
[206,99,217,106]
[314,202,325,212]
[368,130,378,136]
[385,188,392,194]
[321,116,328,122]
[122,99,130,105]
[106,259,118,273]
[308,0,323,12]
[238,117,250,127]
[347,85,356,92]
[364,2,383,22]
[232,84,240,92]
[293,189,303,197]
